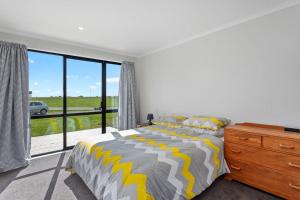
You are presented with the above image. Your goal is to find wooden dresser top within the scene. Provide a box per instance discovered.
[226,124,300,140]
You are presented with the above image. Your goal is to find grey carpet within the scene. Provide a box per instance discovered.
[0,152,281,200]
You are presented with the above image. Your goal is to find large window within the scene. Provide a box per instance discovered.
[29,52,63,115]
[66,59,102,113]
[29,50,121,156]
[106,63,121,129]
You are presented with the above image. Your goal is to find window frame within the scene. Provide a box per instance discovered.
[29,49,121,157]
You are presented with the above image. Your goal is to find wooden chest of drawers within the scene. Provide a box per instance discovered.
[225,123,300,200]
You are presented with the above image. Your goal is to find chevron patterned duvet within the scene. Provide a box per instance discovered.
[65,125,228,200]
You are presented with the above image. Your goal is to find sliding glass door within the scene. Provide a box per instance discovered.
[106,63,121,132]
[66,58,103,147]
[29,51,64,155]
[29,50,121,156]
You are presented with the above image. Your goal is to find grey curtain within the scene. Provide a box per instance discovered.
[118,61,138,130]
[0,41,30,173]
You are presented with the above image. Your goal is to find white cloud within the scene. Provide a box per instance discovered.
[107,77,119,83]
[67,74,79,79]
[89,85,96,89]
[32,90,40,94]
[96,82,101,86]
[29,59,35,64]
[34,82,39,86]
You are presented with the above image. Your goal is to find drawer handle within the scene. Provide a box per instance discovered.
[288,162,300,169]
[289,183,300,191]
[230,165,241,171]
[231,149,242,153]
[279,144,295,149]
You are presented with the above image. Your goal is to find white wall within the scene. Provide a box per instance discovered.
[136,5,300,128]
[0,31,136,62]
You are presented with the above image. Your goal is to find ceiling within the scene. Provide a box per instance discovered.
[0,0,299,57]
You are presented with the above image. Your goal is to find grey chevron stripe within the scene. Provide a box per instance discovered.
[141,128,215,185]
[123,138,184,200]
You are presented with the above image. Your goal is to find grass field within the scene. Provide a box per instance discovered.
[31,113,118,137]
[30,96,119,137]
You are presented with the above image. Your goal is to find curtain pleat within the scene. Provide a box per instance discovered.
[118,61,138,130]
[0,41,30,173]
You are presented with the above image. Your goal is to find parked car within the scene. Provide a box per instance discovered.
[30,101,48,115]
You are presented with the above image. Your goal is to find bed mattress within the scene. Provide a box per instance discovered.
[66,125,228,200]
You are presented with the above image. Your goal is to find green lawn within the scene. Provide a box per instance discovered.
[30,97,119,137]
[31,113,118,137]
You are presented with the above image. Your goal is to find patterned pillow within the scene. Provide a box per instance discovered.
[157,115,187,123]
[182,117,226,131]
[192,115,231,127]
[188,127,224,137]
[152,121,183,128]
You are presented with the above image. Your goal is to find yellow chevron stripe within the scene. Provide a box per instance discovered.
[78,142,152,200]
[146,126,221,178]
[130,135,195,199]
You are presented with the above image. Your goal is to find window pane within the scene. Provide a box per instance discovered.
[67,59,102,113]
[106,63,121,129]
[29,51,63,115]
[31,117,63,155]
[67,114,102,146]
[106,112,119,133]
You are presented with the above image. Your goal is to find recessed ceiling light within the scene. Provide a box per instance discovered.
[78,26,84,31]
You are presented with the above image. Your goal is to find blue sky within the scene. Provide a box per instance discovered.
[29,51,121,97]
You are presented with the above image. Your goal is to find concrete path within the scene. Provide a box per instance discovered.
[31,127,118,155]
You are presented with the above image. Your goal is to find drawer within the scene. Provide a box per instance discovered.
[263,136,300,156]
[225,143,300,176]
[288,177,300,200]
[227,159,300,199]
[224,130,261,147]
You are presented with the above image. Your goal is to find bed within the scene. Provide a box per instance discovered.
[66,124,228,200]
